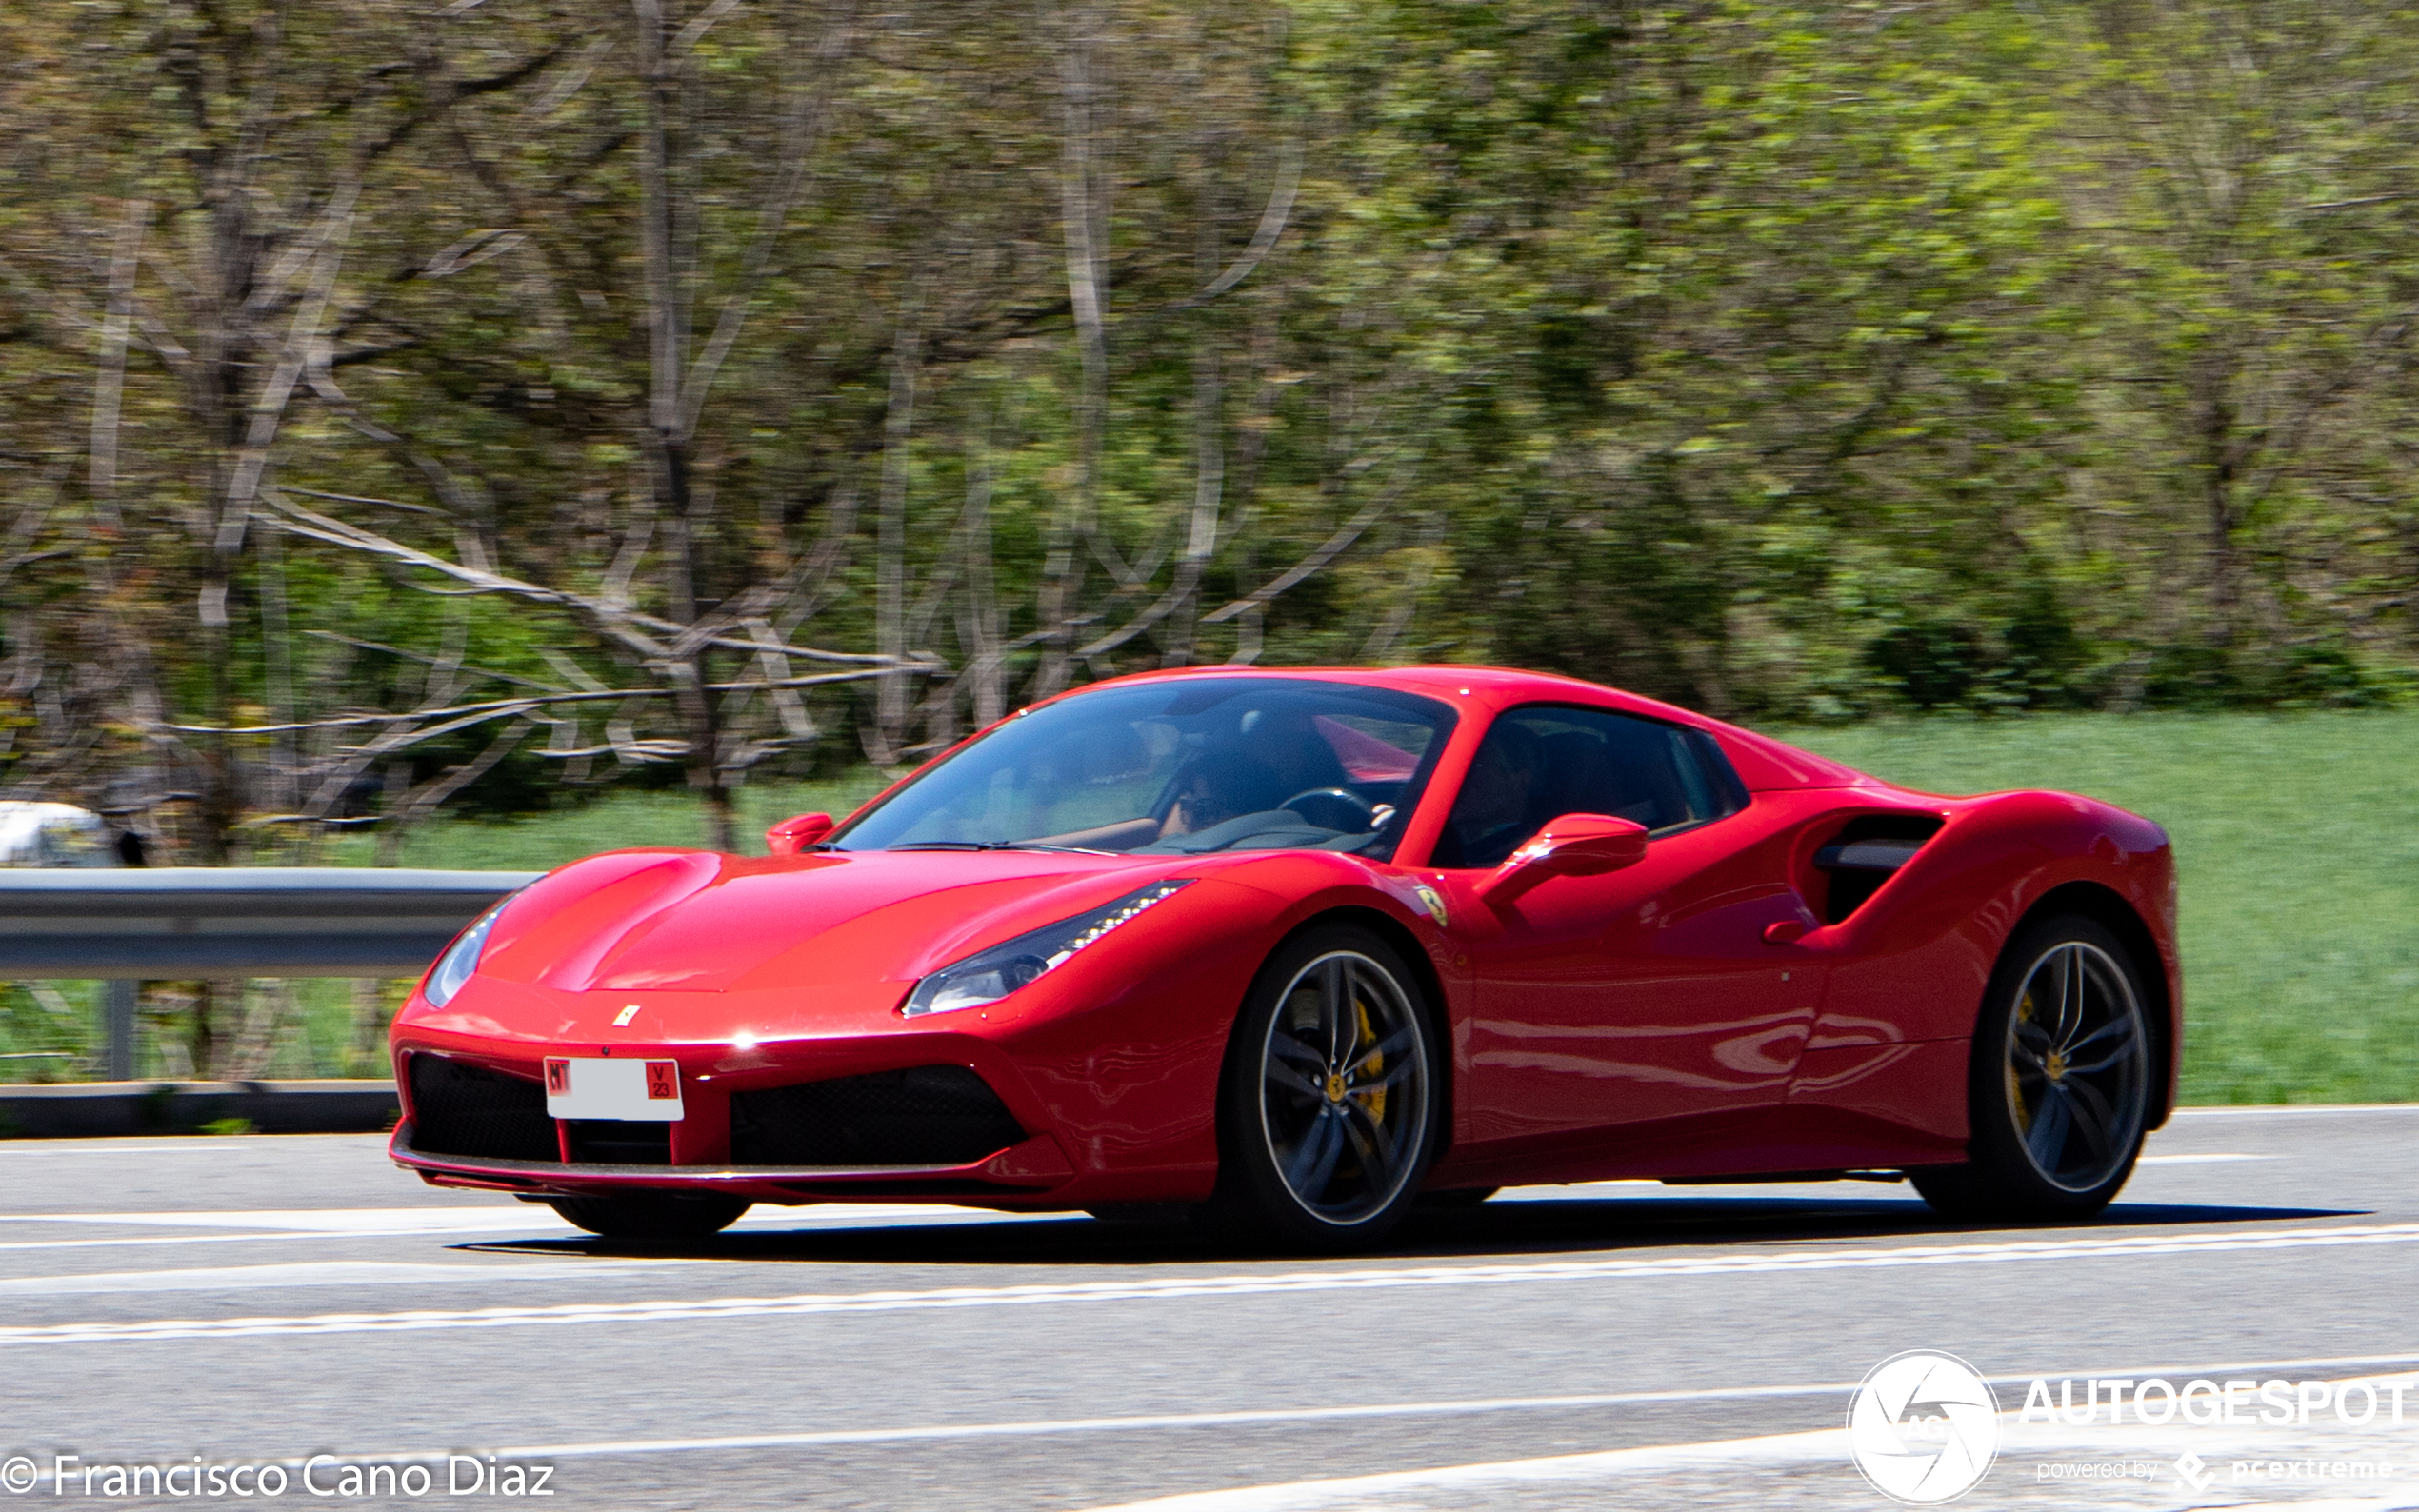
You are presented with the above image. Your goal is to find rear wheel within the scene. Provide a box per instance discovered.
[548,1193,751,1240]
[1914,914,2153,1223]
[1203,925,1441,1251]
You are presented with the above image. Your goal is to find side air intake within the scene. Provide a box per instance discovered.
[405,1053,560,1163]
[1812,815,1946,924]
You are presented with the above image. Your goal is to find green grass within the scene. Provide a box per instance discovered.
[11,717,2414,1101]
[321,773,893,873]
[1775,712,2419,1106]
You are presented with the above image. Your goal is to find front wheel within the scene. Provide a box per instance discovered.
[549,1193,751,1240]
[1913,914,2154,1224]
[1204,925,1441,1251]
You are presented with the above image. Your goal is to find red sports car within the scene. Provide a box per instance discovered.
[390,666,2178,1247]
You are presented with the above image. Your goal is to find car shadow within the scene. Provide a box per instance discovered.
[451,1191,2369,1266]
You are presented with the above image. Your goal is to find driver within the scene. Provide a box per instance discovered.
[1160,747,1289,837]
[1243,708,1350,799]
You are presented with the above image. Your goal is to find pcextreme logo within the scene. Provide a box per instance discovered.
[1847,1350,2003,1504]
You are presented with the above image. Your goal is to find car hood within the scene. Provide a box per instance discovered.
[473,847,1210,996]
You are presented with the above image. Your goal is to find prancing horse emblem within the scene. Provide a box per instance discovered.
[1412,884,1449,929]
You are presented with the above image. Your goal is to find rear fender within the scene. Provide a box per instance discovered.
[1807,790,2174,1051]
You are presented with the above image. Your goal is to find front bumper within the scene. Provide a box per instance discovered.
[390,1043,1081,1206]
[390,1123,1079,1204]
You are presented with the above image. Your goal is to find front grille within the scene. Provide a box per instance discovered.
[564,1120,671,1164]
[730,1065,1025,1166]
[406,1054,559,1163]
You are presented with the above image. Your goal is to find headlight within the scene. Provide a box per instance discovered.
[902,880,1193,1018]
[423,899,512,1008]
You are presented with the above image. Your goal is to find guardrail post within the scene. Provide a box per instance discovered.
[103,979,138,1082]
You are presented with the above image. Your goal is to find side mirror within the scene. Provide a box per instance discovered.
[765,812,835,856]
[1475,813,1649,903]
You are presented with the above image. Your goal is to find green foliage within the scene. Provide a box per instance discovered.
[0,0,2412,850]
[0,982,103,1084]
[323,774,890,871]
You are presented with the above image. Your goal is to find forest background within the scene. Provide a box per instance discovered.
[2,1,2416,1093]
[8,0,2419,857]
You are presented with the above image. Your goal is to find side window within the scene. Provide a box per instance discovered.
[1431,706,1748,869]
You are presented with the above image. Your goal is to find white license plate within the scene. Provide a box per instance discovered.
[543,1057,684,1121]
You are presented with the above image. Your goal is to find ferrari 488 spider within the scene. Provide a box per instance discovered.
[390,666,2177,1247]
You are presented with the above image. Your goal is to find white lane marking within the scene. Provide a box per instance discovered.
[2171,1104,2419,1117]
[1070,1369,2419,1512]
[0,1396,1869,1492]
[11,1220,2419,1346]
[0,1144,343,1157]
[0,1206,570,1233]
[2227,1502,2415,1512]
[0,1259,693,1297]
[0,1202,1032,1250]
[0,1228,544,1256]
[2136,1152,2272,1164]
[1064,1418,2419,1512]
[0,1202,1022,1230]
[1082,1429,1856,1511]
[10,1350,2419,1490]
[393,1383,1861,1465]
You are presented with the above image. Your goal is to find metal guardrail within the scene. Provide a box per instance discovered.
[0,867,541,978]
[0,868,540,1081]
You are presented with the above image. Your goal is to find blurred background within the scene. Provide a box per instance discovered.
[0,2,2412,1099]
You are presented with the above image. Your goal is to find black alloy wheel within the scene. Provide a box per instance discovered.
[1914,913,2154,1223]
[1205,924,1441,1250]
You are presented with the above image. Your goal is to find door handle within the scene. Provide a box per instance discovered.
[1762,919,1809,945]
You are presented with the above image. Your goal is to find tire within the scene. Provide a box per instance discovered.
[1203,925,1442,1251]
[548,1193,751,1240]
[1913,914,2154,1224]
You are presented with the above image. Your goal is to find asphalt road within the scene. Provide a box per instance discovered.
[5,1107,2419,1511]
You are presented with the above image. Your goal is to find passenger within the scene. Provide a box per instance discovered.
[1440,721,1546,868]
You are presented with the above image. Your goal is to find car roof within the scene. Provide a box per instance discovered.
[1062,665,1873,792]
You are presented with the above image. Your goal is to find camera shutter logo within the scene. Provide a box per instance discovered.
[1848,1350,2001,1503]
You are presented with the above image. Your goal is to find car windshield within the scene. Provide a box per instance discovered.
[832,678,1456,860]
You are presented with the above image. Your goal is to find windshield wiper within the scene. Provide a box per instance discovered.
[886,840,1115,856]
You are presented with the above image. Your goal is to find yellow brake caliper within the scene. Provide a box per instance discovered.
[1350,998,1387,1127]
[2010,988,2037,1131]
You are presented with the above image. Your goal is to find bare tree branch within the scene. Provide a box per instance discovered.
[1194,141,1302,301]
[1201,460,1416,625]
[153,666,898,736]
[255,492,913,666]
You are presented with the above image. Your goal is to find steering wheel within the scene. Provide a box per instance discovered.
[1280,786,1378,833]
